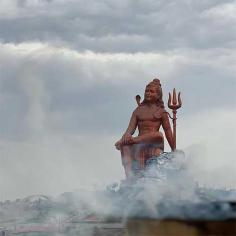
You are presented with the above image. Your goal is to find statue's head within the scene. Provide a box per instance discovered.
[143,78,164,107]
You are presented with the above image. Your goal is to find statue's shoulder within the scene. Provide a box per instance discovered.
[153,106,167,119]
[133,105,143,113]
[161,108,169,119]
[133,103,147,116]
[161,107,168,114]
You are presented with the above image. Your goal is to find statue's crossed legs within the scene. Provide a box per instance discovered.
[116,132,164,178]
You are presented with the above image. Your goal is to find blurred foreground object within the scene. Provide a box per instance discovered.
[126,218,236,236]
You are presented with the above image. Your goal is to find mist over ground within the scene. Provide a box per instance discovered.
[0,0,235,200]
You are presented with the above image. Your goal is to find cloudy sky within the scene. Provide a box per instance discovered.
[0,0,235,200]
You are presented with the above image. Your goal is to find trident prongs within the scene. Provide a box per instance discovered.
[168,88,182,110]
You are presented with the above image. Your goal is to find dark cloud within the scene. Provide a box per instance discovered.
[0,0,235,52]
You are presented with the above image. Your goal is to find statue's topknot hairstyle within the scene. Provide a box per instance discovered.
[144,78,164,108]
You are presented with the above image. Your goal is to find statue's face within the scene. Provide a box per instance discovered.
[144,86,159,102]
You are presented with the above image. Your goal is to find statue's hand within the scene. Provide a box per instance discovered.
[115,141,121,150]
[121,133,132,145]
[115,134,133,150]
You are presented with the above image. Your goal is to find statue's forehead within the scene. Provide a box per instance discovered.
[145,84,159,90]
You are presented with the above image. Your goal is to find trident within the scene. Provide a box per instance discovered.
[168,88,182,150]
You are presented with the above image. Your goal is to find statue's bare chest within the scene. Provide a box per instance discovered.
[136,106,163,122]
